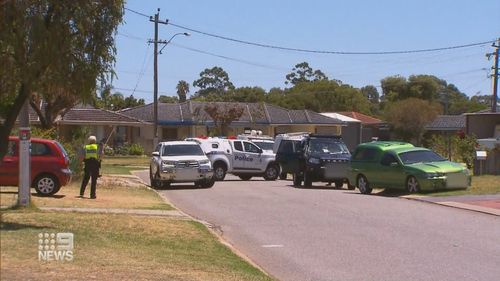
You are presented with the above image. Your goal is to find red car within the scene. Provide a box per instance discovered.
[0,136,72,195]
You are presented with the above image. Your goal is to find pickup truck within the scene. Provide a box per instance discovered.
[187,137,279,181]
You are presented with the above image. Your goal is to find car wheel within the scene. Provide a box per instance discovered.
[239,175,252,181]
[213,163,227,181]
[357,175,372,194]
[334,180,344,189]
[34,174,60,196]
[292,173,302,186]
[201,178,215,188]
[279,172,287,180]
[406,176,420,193]
[263,164,279,181]
[303,171,312,187]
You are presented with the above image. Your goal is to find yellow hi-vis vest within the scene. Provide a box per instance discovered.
[84,144,99,160]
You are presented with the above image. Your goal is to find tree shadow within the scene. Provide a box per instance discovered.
[0,221,51,231]
[31,193,66,199]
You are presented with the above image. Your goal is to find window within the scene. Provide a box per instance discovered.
[233,141,243,152]
[352,148,378,161]
[244,142,261,153]
[31,142,51,156]
[380,153,398,166]
[278,140,294,153]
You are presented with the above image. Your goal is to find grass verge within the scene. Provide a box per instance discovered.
[0,182,172,211]
[0,211,272,281]
[100,156,149,175]
[424,175,500,197]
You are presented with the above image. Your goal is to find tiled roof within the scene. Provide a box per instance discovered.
[426,115,465,131]
[321,112,361,122]
[61,108,145,124]
[338,111,383,125]
[120,101,344,125]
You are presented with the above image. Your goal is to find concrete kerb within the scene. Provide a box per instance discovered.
[130,171,275,280]
[401,195,500,217]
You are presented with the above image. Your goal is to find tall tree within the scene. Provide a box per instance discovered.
[361,85,380,115]
[0,0,124,159]
[192,66,234,98]
[193,103,244,136]
[285,62,328,86]
[176,80,190,102]
[385,98,442,145]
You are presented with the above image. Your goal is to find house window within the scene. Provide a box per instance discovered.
[162,128,178,141]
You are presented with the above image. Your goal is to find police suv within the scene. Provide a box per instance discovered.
[187,137,279,181]
[150,141,215,188]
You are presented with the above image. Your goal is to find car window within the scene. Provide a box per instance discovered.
[244,142,261,153]
[233,141,243,152]
[278,140,294,153]
[352,147,378,161]
[398,150,446,165]
[308,139,349,154]
[252,141,274,151]
[31,142,52,156]
[7,141,17,156]
[380,153,399,166]
[163,144,204,156]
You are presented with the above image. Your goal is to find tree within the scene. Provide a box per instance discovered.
[361,85,380,115]
[158,95,179,103]
[229,87,266,103]
[194,103,244,136]
[285,62,328,86]
[192,66,234,98]
[30,89,80,129]
[124,95,145,109]
[176,80,190,102]
[385,98,442,145]
[0,0,124,159]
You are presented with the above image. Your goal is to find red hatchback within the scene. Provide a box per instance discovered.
[0,136,72,195]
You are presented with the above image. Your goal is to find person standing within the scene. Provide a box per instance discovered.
[80,136,101,199]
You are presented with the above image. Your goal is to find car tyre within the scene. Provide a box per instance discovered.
[213,163,227,181]
[292,173,302,187]
[357,175,372,194]
[239,175,252,181]
[279,172,287,180]
[33,174,60,196]
[201,178,215,188]
[406,176,420,193]
[303,171,312,187]
[334,180,344,189]
[263,164,279,181]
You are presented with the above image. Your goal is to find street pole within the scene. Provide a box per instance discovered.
[152,9,159,148]
[18,100,31,207]
[491,39,499,112]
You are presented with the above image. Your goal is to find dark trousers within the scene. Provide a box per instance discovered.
[80,158,100,198]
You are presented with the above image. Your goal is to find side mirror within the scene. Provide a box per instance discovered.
[152,151,159,157]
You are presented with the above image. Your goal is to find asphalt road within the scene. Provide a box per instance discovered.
[135,171,500,281]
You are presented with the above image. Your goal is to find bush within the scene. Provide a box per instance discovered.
[128,143,144,156]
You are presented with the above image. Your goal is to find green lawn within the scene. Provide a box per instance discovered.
[100,156,149,175]
[1,211,273,281]
[422,175,500,196]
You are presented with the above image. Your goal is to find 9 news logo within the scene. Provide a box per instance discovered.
[38,232,74,262]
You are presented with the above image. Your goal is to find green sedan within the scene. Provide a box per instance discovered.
[348,141,471,194]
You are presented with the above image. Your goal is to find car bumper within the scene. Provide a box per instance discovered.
[59,168,72,186]
[419,173,471,191]
[307,162,349,181]
[159,167,213,182]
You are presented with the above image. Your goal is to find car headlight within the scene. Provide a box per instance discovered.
[162,160,176,167]
[309,157,320,164]
[199,159,210,165]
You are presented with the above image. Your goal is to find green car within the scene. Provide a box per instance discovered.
[348,141,471,194]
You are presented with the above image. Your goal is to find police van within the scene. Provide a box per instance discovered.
[187,137,279,181]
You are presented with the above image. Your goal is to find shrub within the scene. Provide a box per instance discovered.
[128,143,144,155]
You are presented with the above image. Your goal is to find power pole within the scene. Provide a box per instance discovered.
[149,9,168,147]
[487,38,499,112]
[18,100,31,207]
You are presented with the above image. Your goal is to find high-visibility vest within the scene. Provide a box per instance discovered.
[84,144,99,160]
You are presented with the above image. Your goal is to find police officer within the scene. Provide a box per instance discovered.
[80,136,101,199]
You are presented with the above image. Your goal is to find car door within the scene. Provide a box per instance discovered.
[376,152,406,188]
[276,140,303,174]
[231,141,247,170]
[0,139,19,186]
[30,141,54,181]
[242,141,264,171]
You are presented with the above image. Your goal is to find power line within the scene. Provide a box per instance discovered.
[124,7,496,55]
[124,7,150,18]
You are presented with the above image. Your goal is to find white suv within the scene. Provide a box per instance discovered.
[150,141,215,188]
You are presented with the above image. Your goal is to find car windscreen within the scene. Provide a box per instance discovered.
[252,141,274,151]
[398,150,446,164]
[309,139,349,154]
[162,144,204,156]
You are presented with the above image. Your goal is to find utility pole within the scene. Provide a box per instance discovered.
[487,38,499,112]
[149,9,168,147]
[18,100,31,207]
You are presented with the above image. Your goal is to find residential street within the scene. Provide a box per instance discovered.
[135,171,500,281]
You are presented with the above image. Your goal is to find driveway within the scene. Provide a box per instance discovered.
[135,171,500,281]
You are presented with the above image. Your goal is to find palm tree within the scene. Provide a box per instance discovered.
[176,80,190,102]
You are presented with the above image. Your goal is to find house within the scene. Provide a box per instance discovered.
[320,112,361,151]
[120,101,345,152]
[424,115,466,159]
[337,111,389,143]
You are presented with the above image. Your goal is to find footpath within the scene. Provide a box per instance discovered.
[404,194,500,216]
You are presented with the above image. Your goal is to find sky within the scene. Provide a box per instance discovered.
[113,0,500,103]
